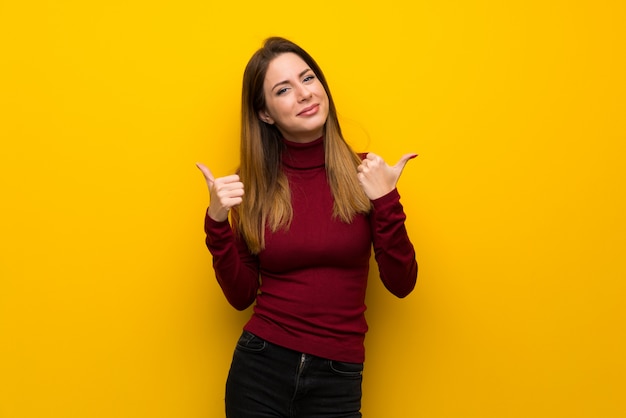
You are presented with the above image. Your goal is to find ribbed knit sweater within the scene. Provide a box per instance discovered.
[204,136,417,362]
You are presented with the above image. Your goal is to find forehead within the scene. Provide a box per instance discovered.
[264,53,310,85]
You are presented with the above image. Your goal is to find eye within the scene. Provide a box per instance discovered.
[276,87,289,96]
[303,75,315,83]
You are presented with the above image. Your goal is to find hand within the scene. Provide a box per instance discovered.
[196,163,245,222]
[356,153,417,200]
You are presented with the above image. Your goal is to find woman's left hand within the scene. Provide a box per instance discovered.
[357,152,417,200]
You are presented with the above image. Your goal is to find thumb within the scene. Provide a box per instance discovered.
[195,162,215,186]
[394,153,418,172]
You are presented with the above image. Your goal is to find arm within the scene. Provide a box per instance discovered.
[370,189,418,298]
[204,213,260,310]
[357,152,418,297]
[196,162,259,310]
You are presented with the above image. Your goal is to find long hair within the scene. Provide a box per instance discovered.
[236,37,370,254]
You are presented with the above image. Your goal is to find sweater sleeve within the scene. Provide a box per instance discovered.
[370,188,418,298]
[204,210,260,310]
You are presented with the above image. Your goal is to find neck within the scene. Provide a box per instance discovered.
[280,128,324,144]
[281,135,325,169]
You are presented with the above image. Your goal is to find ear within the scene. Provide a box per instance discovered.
[258,110,274,125]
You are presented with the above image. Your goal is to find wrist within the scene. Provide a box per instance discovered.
[208,206,229,222]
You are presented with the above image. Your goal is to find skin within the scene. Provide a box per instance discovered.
[197,52,417,221]
[356,152,417,200]
[258,53,329,144]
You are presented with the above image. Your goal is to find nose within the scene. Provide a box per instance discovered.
[297,85,313,102]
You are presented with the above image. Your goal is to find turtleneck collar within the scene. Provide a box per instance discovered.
[281,136,325,170]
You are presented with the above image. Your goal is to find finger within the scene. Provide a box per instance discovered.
[195,163,215,185]
[215,182,245,196]
[393,153,418,171]
[214,174,241,185]
[366,152,379,162]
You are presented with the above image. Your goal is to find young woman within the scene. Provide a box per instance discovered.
[197,37,418,418]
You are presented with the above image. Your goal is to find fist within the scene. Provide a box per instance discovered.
[196,163,244,222]
[357,153,417,200]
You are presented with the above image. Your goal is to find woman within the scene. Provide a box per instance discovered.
[197,37,418,418]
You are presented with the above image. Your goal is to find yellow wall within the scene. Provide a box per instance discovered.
[1,1,625,417]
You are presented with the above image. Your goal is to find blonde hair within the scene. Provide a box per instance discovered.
[235,37,370,254]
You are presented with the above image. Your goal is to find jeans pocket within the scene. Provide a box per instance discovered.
[329,360,364,378]
[235,330,267,353]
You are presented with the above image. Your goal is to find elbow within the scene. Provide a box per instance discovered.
[231,301,252,311]
[226,294,255,311]
[392,281,416,299]
[224,289,257,311]
[391,261,418,299]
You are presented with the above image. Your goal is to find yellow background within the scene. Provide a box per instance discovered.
[1,0,625,417]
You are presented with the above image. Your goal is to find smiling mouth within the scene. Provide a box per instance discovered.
[297,104,319,116]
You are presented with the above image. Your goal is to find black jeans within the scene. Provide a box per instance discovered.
[225,331,363,418]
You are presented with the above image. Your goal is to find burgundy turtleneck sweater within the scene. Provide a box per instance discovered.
[204,137,417,363]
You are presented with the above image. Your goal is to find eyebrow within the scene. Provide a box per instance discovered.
[271,68,313,92]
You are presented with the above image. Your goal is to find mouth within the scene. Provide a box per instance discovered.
[297,104,319,116]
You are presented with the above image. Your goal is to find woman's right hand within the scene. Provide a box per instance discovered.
[196,163,245,222]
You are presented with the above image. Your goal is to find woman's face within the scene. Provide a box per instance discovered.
[260,53,329,143]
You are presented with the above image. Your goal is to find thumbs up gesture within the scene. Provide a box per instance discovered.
[357,153,417,200]
[196,163,245,222]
